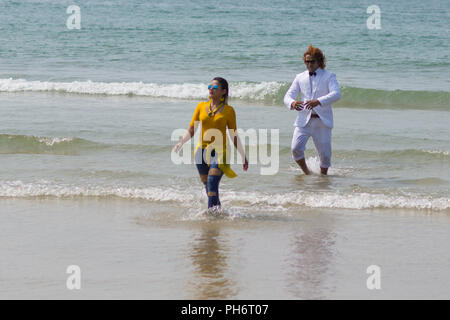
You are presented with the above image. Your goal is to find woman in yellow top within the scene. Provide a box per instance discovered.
[173,77,248,210]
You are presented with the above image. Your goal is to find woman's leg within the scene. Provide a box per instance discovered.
[195,148,209,195]
[200,174,208,195]
[207,166,223,208]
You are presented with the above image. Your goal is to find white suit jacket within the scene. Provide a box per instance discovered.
[284,68,341,128]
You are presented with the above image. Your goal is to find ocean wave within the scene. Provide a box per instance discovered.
[0,134,104,155]
[0,134,175,155]
[334,149,450,161]
[337,86,449,111]
[424,150,450,156]
[0,78,283,101]
[1,180,448,211]
[2,134,448,161]
[1,78,448,110]
[0,181,197,203]
[222,191,450,211]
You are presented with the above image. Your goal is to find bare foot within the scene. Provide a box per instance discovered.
[296,158,311,175]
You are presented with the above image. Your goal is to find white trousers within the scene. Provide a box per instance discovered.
[291,118,332,168]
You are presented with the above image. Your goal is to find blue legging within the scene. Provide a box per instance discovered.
[207,174,222,208]
[195,148,224,208]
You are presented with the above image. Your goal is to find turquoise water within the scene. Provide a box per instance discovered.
[0,0,449,299]
[1,0,449,90]
[0,0,449,214]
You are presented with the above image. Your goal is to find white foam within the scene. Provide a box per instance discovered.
[0,78,283,101]
[1,180,448,211]
[423,150,450,156]
[230,81,284,100]
[289,156,351,176]
[0,181,197,204]
[37,137,74,146]
[221,191,450,211]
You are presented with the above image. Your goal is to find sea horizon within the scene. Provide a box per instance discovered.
[0,0,449,300]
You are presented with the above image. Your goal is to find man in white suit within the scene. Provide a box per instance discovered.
[284,45,341,175]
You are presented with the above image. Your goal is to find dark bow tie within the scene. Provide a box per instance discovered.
[309,71,317,76]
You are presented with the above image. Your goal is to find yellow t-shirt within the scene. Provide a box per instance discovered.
[189,101,237,178]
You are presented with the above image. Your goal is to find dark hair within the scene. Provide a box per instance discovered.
[303,45,326,69]
[213,77,229,102]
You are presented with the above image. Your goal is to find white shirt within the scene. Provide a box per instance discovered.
[309,71,319,115]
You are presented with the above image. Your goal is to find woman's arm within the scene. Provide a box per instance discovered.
[173,103,201,153]
[230,130,248,171]
[173,125,196,153]
[227,107,248,171]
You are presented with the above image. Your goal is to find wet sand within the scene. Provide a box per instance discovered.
[1,198,449,299]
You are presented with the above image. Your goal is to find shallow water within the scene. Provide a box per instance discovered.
[1,93,448,211]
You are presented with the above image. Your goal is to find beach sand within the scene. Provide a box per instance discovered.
[1,198,449,299]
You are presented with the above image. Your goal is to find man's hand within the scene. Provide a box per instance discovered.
[304,99,321,110]
[291,101,304,111]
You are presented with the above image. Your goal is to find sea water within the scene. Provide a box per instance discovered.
[0,0,449,299]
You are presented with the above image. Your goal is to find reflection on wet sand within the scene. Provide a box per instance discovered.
[294,174,335,191]
[286,227,336,299]
[186,222,237,299]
